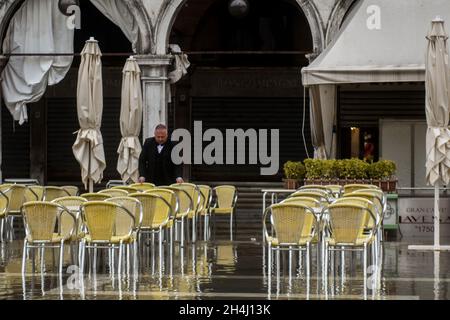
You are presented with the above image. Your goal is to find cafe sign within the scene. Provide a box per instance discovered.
[399,198,450,238]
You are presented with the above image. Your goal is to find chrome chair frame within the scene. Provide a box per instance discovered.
[78,202,136,276]
[262,203,319,288]
[21,202,77,274]
[211,186,238,241]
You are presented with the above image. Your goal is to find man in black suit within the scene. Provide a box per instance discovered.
[138,124,184,186]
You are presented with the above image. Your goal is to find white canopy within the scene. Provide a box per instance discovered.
[302,0,450,86]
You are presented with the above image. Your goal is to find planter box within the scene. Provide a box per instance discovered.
[283,179,300,190]
[304,179,397,192]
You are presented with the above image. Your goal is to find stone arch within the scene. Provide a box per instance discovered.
[0,0,153,54]
[155,0,325,55]
[326,0,358,45]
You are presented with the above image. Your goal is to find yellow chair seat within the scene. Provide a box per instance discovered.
[187,210,197,219]
[141,221,170,231]
[325,235,374,246]
[26,234,67,244]
[163,220,174,229]
[212,208,233,215]
[69,232,86,242]
[267,236,313,246]
[83,234,134,244]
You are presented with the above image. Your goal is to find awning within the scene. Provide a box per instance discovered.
[302,0,450,86]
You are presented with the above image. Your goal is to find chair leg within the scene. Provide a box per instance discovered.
[306,243,311,280]
[341,246,345,282]
[181,217,185,248]
[324,243,329,294]
[230,213,234,241]
[192,215,196,243]
[288,247,292,280]
[276,249,280,281]
[204,215,208,241]
[40,246,45,273]
[363,243,368,299]
[159,229,163,276]
[0,219,4,243]
[133,240,138,276]
[59,241,64,274]
[22,240,28,274]
[268,243,272,277]
[9,216,14,241]
[118,243,123,276]
[80,242,86,275]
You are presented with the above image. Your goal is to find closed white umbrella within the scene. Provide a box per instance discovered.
[72,38,106,192]
[117,57,143,182]
[409,18,450,251]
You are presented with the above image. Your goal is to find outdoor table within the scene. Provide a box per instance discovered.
[3,178,39,186]
[261,189,295,213]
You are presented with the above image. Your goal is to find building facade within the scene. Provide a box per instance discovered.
[0,0,423,187]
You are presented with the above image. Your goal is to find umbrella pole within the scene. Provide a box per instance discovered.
[434,183,440,248]
[89,141,94,193]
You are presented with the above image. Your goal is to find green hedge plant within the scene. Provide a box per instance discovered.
[304,158,396,180]
[283,161,306,180]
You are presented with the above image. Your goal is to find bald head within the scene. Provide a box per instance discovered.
[154,124,168,145]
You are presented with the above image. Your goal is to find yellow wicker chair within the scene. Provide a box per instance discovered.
[299,185,329,191]
[62,186,80,197]
[170,183,202,242]
[129,193,173,268]
[289,190,330,207]
[25,186,43,202]
[1,184,27,240]
[325,185,343,198]
[343,184,379,194]
[346,191,385,252]
[52,197,87,240]
[43,186,71,202]
[143,189,178,260]
[98,189,129,198]
[211,185,238,241]
[198,185,213,240]
[111,186,139,194]
[161,186,192,247]
[80,193,112,201]
[144,188,178,229]
[106,196,143,272]
[282,196,321,207]
[51,196,87,265]
[0,190,9,242]
[323,203,377,291]
[21,201,77,274]
[129,183,156,192]
[280,196,323,244]
[343,193,382,228]
[79,201,135,275]
[263,203,318,280]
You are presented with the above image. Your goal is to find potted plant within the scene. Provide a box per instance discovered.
[283,161,305,189]
[304,159,323,185]
[368,160,397,192]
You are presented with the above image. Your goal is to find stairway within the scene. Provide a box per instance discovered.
[194,181,286,241]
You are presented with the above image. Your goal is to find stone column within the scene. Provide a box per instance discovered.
[0,55,9,182]
[136,55,173,139]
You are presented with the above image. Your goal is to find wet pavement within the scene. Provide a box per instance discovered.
[0,231,449,300]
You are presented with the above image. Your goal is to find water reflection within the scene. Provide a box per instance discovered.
[0,240,448,300]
